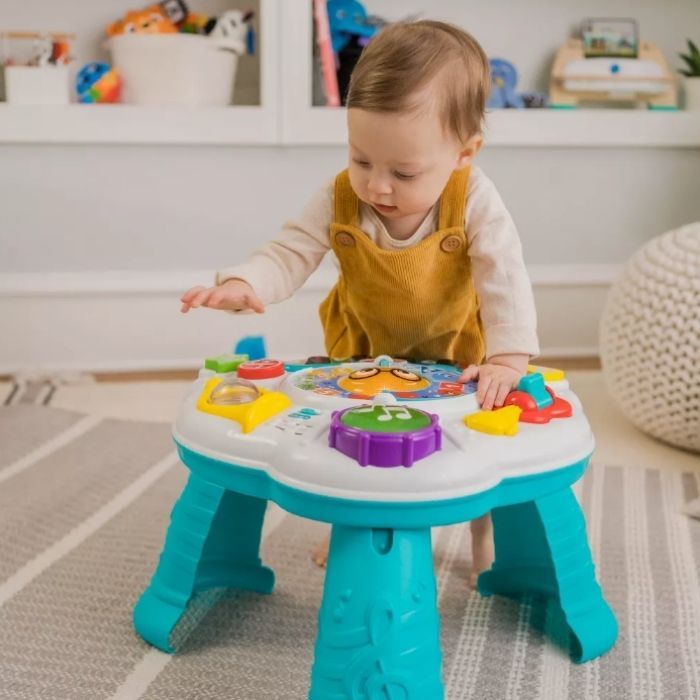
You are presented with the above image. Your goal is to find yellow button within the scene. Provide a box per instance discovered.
[336,232,355,247]
[464,405,522,436]
[527,364,565,381]
[440,235,462,252]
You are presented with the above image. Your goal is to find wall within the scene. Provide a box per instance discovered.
[1,1,700,371]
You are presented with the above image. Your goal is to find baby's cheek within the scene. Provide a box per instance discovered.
[347,168,366,200]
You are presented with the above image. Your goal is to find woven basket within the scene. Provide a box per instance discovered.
[600,223,700,452]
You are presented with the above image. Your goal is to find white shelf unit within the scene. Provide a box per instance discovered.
[279,1,700,148]
[0,0,280,145]
[1,0,699,148]
[277,103,700,148]
[2,102,699,147]
[0,104,278,145]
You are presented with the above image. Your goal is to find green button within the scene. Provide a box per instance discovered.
[204,353,249,373]
[341,405,431,433]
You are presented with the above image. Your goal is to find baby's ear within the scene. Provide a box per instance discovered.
[457,133,483,167]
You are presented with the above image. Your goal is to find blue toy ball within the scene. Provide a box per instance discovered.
[76,63,110,98]
[487,58,524,109]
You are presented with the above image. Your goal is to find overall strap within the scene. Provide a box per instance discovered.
[437,166,471,230]
[334,169,360,227]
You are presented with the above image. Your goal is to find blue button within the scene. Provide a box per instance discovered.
[610,64,620,74]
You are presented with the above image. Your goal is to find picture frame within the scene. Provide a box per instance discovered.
[581,18,638,59]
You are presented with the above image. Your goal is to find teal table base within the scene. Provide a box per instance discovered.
[310,526,443,699]
[133,474,274,653]
[133,448,617,698]
[478,489,618,663]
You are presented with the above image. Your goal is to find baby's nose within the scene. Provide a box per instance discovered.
[367,176,392,195]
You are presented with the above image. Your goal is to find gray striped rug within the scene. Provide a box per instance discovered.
[0,403,699,700]
[1,375,89,408]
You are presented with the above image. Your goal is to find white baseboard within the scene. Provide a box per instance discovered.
[0,265,619,373]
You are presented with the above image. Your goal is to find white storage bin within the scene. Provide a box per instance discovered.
[4,65,70,105]
[108,33,244,106]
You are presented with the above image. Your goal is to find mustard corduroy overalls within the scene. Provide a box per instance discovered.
[319,167,486,366]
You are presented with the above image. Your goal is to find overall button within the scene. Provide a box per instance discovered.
[441,235,461,252]
[336,232,355,247]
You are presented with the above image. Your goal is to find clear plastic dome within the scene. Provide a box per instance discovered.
[208,378,260,405]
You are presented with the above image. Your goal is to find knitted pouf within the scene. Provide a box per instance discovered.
[600,222,700,452]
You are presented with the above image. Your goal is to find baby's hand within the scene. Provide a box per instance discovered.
[458,355,527,410]
[180,278,265,314]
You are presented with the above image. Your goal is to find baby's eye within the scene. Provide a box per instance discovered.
[353,159,370,169]
[394,171,417,181]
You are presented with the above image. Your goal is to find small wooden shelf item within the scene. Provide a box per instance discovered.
[549,39,677,109]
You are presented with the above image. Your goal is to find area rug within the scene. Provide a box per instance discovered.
[0,403,698,700]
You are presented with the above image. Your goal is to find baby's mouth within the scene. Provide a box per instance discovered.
[372,203,398,214]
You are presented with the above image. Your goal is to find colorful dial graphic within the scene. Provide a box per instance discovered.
[292,362,476,402]
[337,366,431,394]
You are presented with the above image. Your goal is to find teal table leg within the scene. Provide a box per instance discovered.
[133,473,275,652]
[310,526,444,700]
[478,487,618,662]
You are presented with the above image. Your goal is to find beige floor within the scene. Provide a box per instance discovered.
[2,370,698,475]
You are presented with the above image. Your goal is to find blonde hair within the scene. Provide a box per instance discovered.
[346,20,491,144]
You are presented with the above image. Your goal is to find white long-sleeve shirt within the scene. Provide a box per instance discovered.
[218,166,539,358]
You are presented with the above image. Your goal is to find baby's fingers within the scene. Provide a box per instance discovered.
[493,380,512,408]
[459,364,479,383]
[181,286,206,303]
[180,285,206,313]
[480,377,501,411]
[245,292,265,314]
[476,374,493,407]
[207,288,231,309]
[189,287,216,309]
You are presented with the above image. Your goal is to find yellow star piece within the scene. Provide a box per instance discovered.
[464,405,522,436]
[527,364,565,382]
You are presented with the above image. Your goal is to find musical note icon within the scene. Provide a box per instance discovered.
[376,405,412,422]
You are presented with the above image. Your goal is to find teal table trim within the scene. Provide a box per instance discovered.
[174,440,589,529]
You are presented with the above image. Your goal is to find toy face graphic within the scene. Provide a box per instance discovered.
[337,366,431,395]
[107,7,178,36]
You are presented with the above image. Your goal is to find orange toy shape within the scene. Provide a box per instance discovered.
[337,366,431,396]
[107,7,178,37]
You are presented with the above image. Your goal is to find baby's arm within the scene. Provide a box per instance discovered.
[459,171,539,409]
[181,179,334,314]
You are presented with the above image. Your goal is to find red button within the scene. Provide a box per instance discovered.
[237,359,285,380]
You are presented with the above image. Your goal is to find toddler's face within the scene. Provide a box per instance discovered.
[347,104,479,224]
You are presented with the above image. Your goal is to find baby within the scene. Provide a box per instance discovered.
[181,20,539,586]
